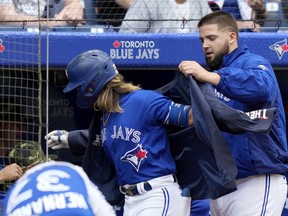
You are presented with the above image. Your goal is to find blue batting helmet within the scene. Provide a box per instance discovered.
[63,50,118,109]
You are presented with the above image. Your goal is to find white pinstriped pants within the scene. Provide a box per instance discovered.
[123,175,191,216]
[210,174,287,216]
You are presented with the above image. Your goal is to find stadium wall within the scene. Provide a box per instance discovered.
[0,32,288,68]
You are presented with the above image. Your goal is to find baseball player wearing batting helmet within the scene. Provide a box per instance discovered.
[46,49,193,215]
[2,160,116,216]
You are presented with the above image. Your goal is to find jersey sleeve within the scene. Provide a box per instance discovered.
[141,90,173,124]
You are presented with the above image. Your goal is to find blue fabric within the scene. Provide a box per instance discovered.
[190,199,210,216]
[163,72,275,200]
[283,205,288,216]
[215,45,288,179]
[69,114,124,206]
[188,75,238,198]
[101,90,176,186]
[68,70,278,205]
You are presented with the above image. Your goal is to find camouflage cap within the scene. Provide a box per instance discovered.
[8,141,46,168]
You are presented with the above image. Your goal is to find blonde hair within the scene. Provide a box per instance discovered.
[94,74,141,113]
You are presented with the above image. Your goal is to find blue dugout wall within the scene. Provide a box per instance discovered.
[0,32,287,68]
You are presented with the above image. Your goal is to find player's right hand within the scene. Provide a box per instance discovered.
[45,130,69,150]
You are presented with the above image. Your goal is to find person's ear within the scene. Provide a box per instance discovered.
[229,32,237,44]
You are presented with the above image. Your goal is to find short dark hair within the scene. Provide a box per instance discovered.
[198,10,239,39]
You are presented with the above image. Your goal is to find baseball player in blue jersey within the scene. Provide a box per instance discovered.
[46,49,193,216]
[2,160,116,216]
[179,10,288,216]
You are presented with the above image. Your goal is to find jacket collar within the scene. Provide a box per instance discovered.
[222,45,249,67]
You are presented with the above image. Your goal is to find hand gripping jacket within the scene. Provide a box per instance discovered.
[64,50,118,109]
[67,72,275,203]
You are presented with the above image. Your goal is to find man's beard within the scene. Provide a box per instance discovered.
[206,42,229,70]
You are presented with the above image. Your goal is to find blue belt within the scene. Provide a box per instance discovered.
[120,182,152,196]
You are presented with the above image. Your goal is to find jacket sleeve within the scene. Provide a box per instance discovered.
[68,129,89,156]
[215,56,277,105]
[200,83,276,133]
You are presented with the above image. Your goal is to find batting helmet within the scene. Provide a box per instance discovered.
[63,50,118,109]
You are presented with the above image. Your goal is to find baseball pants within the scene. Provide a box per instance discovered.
[210,174,287,216]
[122,174,191,216]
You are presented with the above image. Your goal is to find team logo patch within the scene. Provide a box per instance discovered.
[120,144,148,172]
[269,39,288,60]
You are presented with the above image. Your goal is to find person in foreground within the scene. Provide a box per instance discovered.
[2,160,116,216]
[178,10,288,216]
[46,49,193,215]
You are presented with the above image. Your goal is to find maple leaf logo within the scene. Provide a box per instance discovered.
[136,149,147,159]
[0,39,5,52]
[283,43,288,52]
[113,40,121,48]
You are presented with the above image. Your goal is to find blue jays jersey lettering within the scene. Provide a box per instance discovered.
[101,90,177,186]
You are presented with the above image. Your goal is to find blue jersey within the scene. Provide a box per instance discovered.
[2,161,116,216]
[101,89,177,186]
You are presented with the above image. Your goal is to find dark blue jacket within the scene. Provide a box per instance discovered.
[68,115,124,206]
